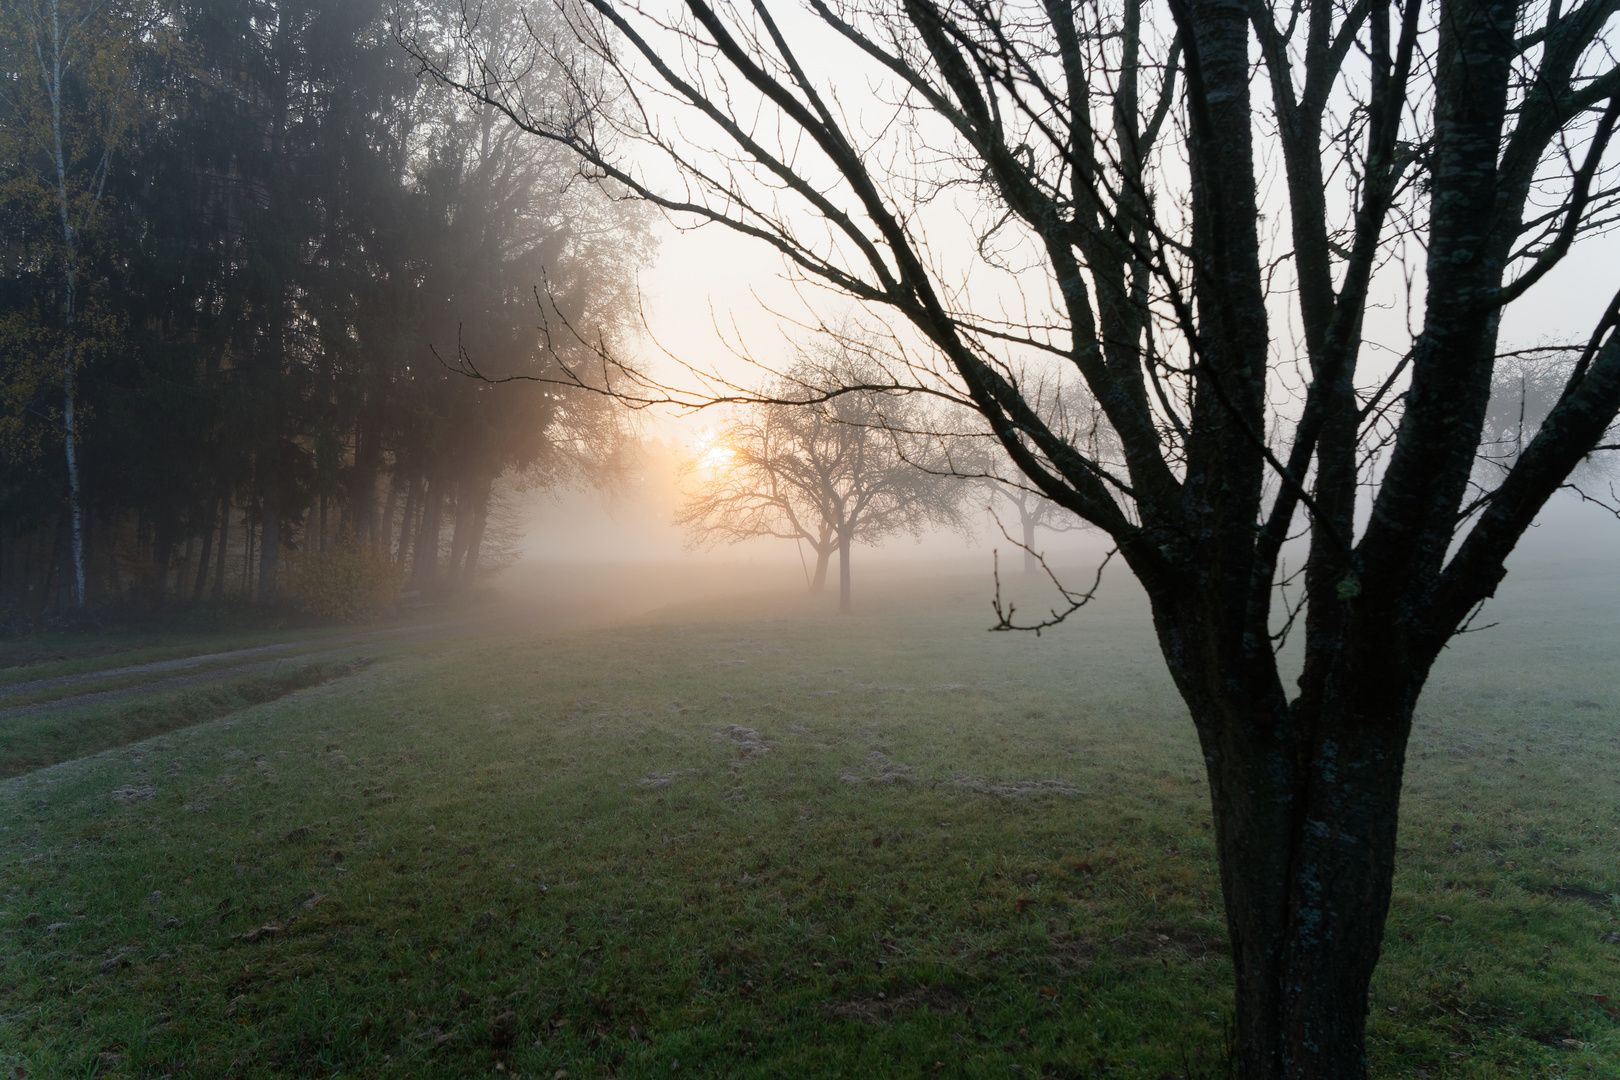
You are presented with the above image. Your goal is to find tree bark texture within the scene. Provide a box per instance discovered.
[1150,584,1425,1077]
[42,0,88,608]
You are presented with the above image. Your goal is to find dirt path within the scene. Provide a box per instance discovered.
[0,612,531,721]
[0,621,446,699]
[0,561,812,723]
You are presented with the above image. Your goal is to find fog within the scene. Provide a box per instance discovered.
[512,429,1614,576]
[6,1,1620,1073]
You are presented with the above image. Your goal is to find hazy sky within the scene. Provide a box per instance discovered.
[519,11,1620,568]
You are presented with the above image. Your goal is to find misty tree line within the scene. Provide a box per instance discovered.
[0,0,650,618]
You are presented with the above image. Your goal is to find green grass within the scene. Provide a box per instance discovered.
[0,591,487,688]
[0,659,375,780]
[0,624,350,688]
[0,562,1616,1079]
[0,653,365,711]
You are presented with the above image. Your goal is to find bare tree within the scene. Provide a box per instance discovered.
[986,484,1084,574]
[1479,347,1620,494]
[977,377,1111,573]
[679,356,967,610]
[0,0,156,606]
[410,0,1620,1074]
[679,404,843,591]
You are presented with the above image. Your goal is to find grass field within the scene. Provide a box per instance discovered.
[0,625,349,690]
[2,558,1617,1079]
[0,660,374,782]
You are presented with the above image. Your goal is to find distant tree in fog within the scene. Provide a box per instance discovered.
[977,379,1112,574]
[678,355,966,612]
[987,485,1085,575]
[1478,349,1620,494]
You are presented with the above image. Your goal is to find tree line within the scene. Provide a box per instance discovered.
[0,0,651,621]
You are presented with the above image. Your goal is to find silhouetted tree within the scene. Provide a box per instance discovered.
[987,485,1082,575]
[679,354,966,610]
[418,0,1620,1073]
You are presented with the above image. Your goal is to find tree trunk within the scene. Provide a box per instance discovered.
[352,409,381,546]
[1147,573,1421,1080]
[397,474,421,563]
[810,543,831,593]
[213,497,231,602]
[1201,699,1411,1079]
[177,535,195,605]
[243,513,256,599]
[258,486,279,605]
[154,517,175,607]
[837,530,852,613]
[459,476,494,591]
[413,478,445,592]
[46,25,88,609]
[62,347,86,605]
[192,507,216,605]
[1021,511,1038,575]
[446,482,473,587]
[22,532,35,606]
[41,513,63,614]
[106,526,121,602]
[379,472,404,556]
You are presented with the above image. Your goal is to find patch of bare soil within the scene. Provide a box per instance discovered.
[824,985,972,1023]
[1044,932,1098,974]
[950,775,1084,799]
[717,725,774,760]
[1112,925,1227,960]
[840,749,912,785]
[1535,883,1614,908]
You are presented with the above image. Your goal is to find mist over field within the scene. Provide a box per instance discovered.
[6,0,1620,1074]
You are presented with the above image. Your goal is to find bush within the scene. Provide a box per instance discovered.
[286,536,402,621]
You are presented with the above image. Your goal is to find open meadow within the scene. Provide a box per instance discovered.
[2,558,1618,1079]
